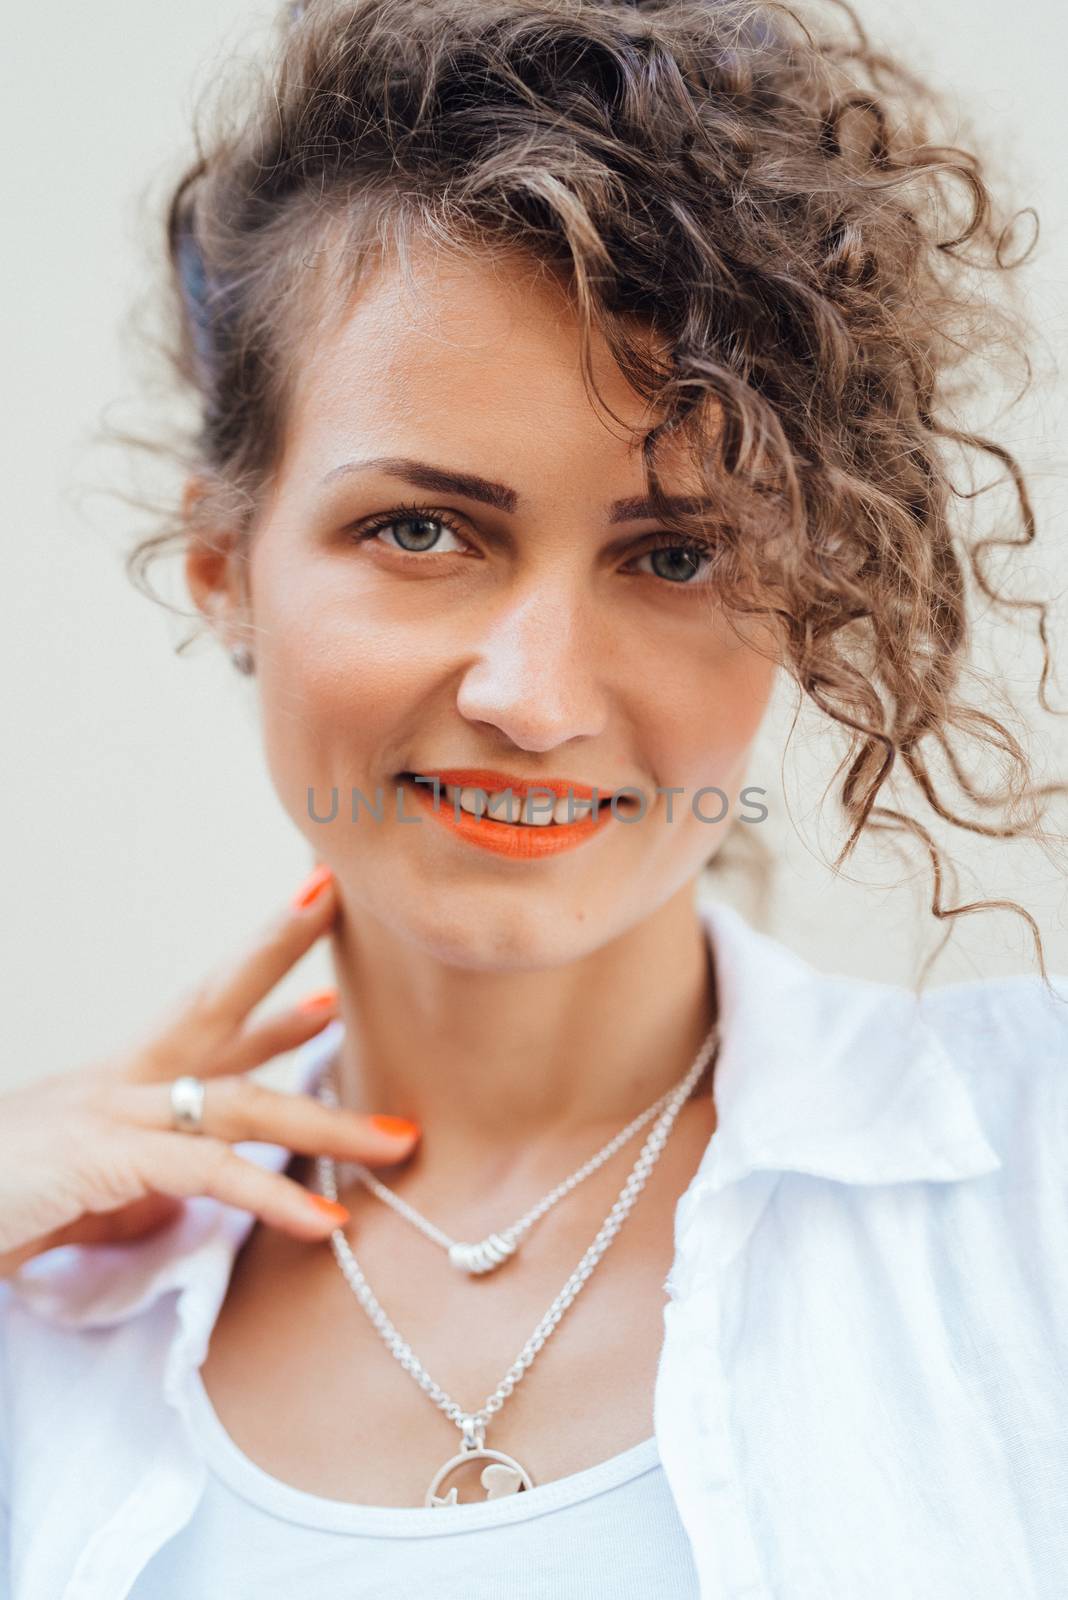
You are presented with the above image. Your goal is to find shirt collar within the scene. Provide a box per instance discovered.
[695,897,1001,1191]
[7,897,1000,1339]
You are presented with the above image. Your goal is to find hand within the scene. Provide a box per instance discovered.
[0,863,420,1277]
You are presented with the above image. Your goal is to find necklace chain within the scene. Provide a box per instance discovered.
[319,1052,696,1268]
[312,1021,720,1449]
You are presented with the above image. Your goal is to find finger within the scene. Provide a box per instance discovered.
[133,1129,354,1240]
[197,864,340,1028]
[218,989,341,1077]
[126,864,339,1082]
[108,1074,421,1165]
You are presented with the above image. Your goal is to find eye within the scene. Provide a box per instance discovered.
[346,503,720,588]
[630,536,719,587]
[347,502,470,556]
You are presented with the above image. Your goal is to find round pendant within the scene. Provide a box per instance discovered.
[425,1445,535,1506]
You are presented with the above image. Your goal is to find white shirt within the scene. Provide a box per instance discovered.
[3,896,1068,1600]
[128,1366,700,1598]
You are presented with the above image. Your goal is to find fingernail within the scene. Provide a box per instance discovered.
[370,1114,421,1140]
[307,1194,349,1225]
[297,986,339,1013]
[291,863,333,910]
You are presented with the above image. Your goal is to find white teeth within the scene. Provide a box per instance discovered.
[487,789,521,823]
[519,793,555,826]
[459,785,488,817]
[553,794,596,823]
[437,782,601,826]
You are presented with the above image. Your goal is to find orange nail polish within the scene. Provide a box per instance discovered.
[371,1114,421,1140]
[291,863,333,910]
[297,986,339,1013]
[307,1194,349,1225]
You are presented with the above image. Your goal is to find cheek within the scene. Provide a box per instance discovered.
[646,642,778,794]
[249,554,425,816]
[645,649,776,863]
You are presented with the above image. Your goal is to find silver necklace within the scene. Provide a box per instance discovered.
[312,1020,720,1507]
[317,1053,701,1276]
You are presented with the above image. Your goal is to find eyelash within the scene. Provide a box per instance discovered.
[346,500,720,588]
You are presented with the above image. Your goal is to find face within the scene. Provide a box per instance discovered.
[188,241,780,971]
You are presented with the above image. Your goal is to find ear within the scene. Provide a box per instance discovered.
[182,476,251,656]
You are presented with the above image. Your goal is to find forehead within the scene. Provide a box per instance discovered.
[277,241,683,491]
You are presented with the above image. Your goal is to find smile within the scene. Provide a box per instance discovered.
[397,773,633,859]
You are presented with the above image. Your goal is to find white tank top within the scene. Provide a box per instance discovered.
[129,1366,702,1597]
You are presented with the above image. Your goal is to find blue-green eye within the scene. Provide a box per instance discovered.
[632,538,717,586]
[351,507,468,554]
[348,501,718,588]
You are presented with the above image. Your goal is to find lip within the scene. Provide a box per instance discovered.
[406,768,622,802]
[399,774,619,859]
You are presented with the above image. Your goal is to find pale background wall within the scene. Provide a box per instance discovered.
[2,0,1066,1092]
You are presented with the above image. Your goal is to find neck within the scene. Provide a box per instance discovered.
[325,884,718,1177]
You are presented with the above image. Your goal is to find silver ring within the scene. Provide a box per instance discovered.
[170,1075,207,1134]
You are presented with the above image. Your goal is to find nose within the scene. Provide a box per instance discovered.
[454,581,609,753]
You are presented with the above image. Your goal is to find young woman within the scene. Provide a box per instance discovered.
[2,0,1067,1594]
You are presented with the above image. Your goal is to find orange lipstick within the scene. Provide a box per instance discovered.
[400,773,618,859]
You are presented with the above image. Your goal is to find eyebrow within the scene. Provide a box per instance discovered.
[320,455,713,523]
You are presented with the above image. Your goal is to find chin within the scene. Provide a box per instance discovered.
[388,890,602,974]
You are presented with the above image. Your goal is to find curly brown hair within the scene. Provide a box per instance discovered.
[119,0,1067,987]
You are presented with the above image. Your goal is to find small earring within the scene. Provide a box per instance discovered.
[230,644,255,676]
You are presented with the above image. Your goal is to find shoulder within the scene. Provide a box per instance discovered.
[0,1272,204,1594]
[0,1263,182,1402]
[0,1196,250,1490]
[918,969,1068,1153]
[911,973,1068,1282]
[918,967,1068,1055]
[0,1262,188,1493]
